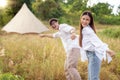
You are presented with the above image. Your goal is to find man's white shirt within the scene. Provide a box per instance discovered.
[53,24,80,54]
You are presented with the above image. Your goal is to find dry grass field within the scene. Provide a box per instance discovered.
[0,24,120,80]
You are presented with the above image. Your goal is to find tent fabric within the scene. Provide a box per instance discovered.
[2,3,49,34]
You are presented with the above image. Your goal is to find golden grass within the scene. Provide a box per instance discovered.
[0,34,66,80]
[0,24,120,80]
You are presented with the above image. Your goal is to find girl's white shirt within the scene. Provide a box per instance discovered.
[53,24,80,54]
[80,25,112,63]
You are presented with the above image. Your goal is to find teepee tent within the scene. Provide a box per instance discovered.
[2,3,48,34]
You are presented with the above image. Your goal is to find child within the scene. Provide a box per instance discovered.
[79,11,115,80]
[39,18,81,80]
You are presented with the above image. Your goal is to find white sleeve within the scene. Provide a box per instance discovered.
[53,32,60,38]
[61,24,75,33]
[90,32,106,48]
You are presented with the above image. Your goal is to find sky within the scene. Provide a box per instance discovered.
[87,0,120,14]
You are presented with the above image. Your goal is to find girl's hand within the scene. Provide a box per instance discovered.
[106,49,115,57]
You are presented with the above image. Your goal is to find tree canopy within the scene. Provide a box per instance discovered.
[0,0,120,27]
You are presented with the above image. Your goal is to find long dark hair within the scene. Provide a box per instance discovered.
[79,11,96,47]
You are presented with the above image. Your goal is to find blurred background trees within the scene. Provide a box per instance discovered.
[0,0,120,27]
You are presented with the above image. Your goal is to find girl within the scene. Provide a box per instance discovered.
[79,11,115,80]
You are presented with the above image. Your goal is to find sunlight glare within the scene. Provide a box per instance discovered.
[0,0,7,8]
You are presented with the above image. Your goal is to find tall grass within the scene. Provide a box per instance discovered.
[0,24,120,80]
[0,34,66,80]
[101,27,120,38]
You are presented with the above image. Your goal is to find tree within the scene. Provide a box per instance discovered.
[6,0,33,16]
[69,0,88,12]
[90,3,118,24]
[32,0,65,20]
[117,5,120,15]
[0,0,34,26]
[91,3,113,16]
[0,10,4,26]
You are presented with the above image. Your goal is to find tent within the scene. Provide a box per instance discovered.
[2,3,49,34]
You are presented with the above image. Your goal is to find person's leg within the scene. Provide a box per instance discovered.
[87,51,101,80]
[64,48,81,80]
[64,58,71,80]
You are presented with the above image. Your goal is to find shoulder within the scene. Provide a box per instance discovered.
[60,23,69,27]
[59,24,66,29]
[82,26,94,34]
[60,23,74,30]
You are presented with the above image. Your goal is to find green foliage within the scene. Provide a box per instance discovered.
[6,0,33,16]
[66,0,74,5]
[59,17,69,23]
[0,9,12,27]
[91,3,112,16]
[58,0,89,26]
[101,27,120,38]
[32,0,65,20]
[1,0,120,26]
[0,11,4,26]
[117,5,120,15]
[90,2,115,25]
[97,15,120,25]
[59,12,80,26]
[69,0,88,12]
[0,73,24,80]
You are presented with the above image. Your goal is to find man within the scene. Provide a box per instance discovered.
[39,18,81,80]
